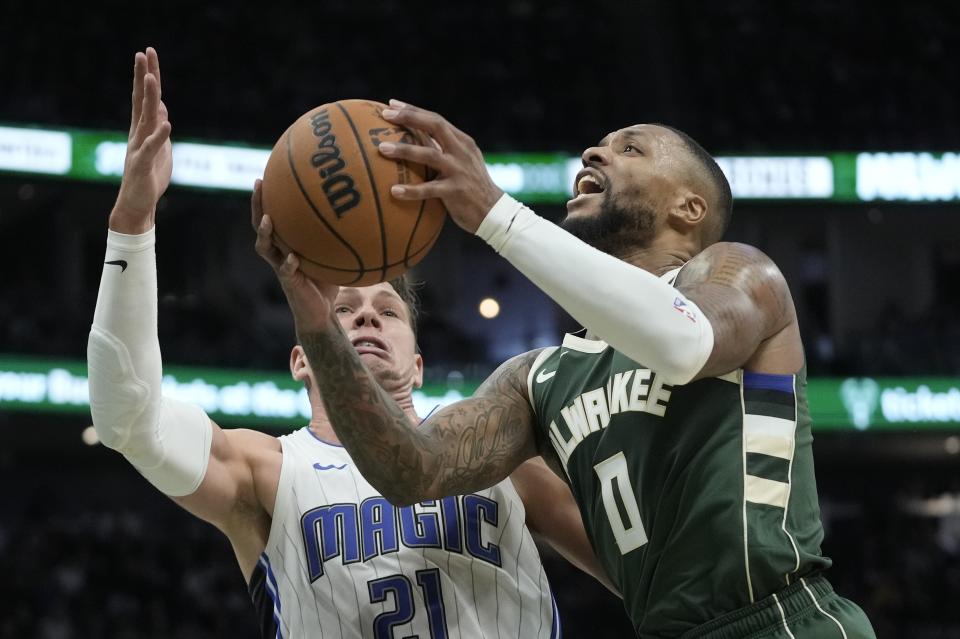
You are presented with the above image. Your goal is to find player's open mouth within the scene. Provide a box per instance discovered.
[571,168,606,200]
[352,336,389,357]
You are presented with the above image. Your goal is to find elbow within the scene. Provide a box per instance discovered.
[656,360,700,386]
[87,389,135,453]
[647,327,714,386]
[358,467,435,507]
[380,488,428,508]
[383,494,420,508]
[90,416,123,452]
[632,347,702,386]
[605,319,714,387]
[87,387,153,454]
[87,327,157,453]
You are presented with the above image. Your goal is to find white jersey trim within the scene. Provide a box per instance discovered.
[561,333,607,353]
[801,577,849,639]
[526,347,559,415]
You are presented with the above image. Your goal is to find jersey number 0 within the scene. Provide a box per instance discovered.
[594,451,649,554]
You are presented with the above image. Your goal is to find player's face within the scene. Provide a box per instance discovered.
[333,283,423,390]
[562,124,687,253]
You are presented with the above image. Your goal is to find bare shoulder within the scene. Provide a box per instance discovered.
[220,427,282,484]
[171,425,281,538]
[221,427,282,454]
[211,426,282,474]
[676,242,803,377]
[680,242,793,324]
[678,242,787,291]
[474,348,550,399]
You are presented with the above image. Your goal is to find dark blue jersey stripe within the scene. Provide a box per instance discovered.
[743,371,795,393]
[248,554,283,639]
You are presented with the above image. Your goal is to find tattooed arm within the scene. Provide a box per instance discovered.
[674,241,805,379]
[302,326,541,506]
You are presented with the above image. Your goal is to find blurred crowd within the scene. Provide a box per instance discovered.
[0,491,257,638]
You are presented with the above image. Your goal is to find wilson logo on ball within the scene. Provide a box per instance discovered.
[309,108,361,218]
[261,99,446,286]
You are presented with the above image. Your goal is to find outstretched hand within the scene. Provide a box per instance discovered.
[110,47,172,234]
[250,180,340,336]
[377,100,503,234]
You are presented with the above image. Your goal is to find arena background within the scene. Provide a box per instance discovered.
[2,2,959,637]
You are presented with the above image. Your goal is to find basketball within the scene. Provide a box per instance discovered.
[260,99,446,286]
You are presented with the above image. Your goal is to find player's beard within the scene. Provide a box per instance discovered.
[560,190,657,257]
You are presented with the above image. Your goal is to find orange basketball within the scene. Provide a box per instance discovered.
[261,99,446,286]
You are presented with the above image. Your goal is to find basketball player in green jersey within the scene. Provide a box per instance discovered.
[257,100,876,638]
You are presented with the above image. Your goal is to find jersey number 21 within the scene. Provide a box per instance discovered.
[368,568,448,638]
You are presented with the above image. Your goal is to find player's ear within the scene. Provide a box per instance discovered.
[290,345,308,381]
[669,191,707,232]
[412,353,424,389]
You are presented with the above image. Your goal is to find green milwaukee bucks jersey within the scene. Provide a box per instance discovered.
[527,334,831,637]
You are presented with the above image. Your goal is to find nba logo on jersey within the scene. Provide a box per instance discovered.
[673,296,698,323]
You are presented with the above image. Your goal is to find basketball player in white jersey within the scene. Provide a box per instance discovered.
[87,47,613,639]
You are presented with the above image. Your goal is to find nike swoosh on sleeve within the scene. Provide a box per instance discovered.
[536,351,566,383]
[105,259,128,272]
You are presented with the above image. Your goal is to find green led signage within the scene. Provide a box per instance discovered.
[2,356,958,431]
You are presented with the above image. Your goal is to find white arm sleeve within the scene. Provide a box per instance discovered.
[87,227,212,496]
[476,194,715,385]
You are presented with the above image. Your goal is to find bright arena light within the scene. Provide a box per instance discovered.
[478,297,500,319]
[81,425,100,446]
[945,436,960,455]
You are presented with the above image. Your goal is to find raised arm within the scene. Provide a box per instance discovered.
[370,101,802,383]
[87,49,273,558]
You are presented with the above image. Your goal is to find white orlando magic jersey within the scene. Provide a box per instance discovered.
[250,427,560,639]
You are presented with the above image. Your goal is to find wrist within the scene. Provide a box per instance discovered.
[476,193,527,248]
[466,186,505,234]
[109,207,155,235]
[109,195,156,234]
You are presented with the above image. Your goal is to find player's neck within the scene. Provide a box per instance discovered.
[615,245,689,277]
[603,230,693,276]
[392,391,420,423]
